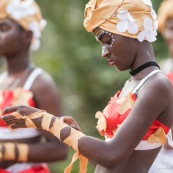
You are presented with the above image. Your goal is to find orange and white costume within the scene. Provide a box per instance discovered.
[96,70,170,151]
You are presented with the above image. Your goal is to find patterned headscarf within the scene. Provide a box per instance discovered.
[84,0,158,42]
[0,0,46,51]
[158,0,173,33]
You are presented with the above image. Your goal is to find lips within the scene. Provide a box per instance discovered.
[107,58,115,66]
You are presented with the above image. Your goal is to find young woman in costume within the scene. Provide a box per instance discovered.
[0,0,68,172]
[2,0,173,173]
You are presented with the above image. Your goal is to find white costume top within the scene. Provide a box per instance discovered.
[0,68,43,140]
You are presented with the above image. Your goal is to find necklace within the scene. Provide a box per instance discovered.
[0,65,32,90]
[129,61,160,76]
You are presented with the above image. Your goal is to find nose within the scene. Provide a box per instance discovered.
[102,45,111,58]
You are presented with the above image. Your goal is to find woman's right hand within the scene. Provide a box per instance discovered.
[2,105,41,129]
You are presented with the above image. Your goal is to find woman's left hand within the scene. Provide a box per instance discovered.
[60,116,81,131]
[2,105,41,129]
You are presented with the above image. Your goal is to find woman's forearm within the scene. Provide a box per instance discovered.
[59,126,124,170]
[27,141,68,162]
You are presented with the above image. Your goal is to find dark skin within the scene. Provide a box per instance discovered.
[2,27,173,173]
[0,19,68,168]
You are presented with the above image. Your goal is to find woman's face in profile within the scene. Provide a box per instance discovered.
[94,28,137,71]
[163,18,173,55]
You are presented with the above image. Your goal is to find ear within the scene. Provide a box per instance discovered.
[23,30,33,46]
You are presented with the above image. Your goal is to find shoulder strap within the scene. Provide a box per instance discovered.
[23,68,43,90]
[132,70,161,94]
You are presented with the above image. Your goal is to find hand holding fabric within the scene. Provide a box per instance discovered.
[60,116,81,131]
[2,105,42,129]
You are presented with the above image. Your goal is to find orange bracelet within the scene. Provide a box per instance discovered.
[3,142,28,162]
[12,110,88,173]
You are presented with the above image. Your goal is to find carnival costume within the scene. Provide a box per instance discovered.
[4,0,171,173]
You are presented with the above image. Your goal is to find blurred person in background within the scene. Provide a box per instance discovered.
[0,0,68,172]
[158,0,173,84]
[2,0,173,173]
[149,0,173,172]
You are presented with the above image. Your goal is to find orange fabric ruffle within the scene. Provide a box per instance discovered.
[95,92,169,144]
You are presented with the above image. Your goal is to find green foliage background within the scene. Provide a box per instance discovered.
[1,0,168,172]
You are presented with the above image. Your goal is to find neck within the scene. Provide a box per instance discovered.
[130,42,157,79]
[130,42,156,70]
[5,51,30,75]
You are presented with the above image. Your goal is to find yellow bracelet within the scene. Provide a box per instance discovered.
[12,110,88,172]
[0,143,3,161]
[48,117,88,173]
[17,143,29,162]
[3,143,16,160]
[2,143,28,162]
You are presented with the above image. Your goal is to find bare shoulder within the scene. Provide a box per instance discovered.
[30,69,62,115]
[30,70,59,96]
[137,72,173,124]
[147,72,173,96]
[139,72,173,103]
[122,72,173,131]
